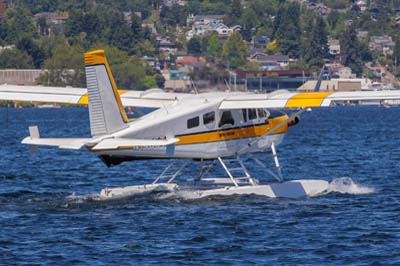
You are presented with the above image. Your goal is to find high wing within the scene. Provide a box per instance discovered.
[2,84,400,109]
[0,84,190,108]
[219,90,400,109]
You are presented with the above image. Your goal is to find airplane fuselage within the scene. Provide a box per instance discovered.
[94,97,292,166]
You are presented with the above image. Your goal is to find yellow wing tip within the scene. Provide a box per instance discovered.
[84,50,106,65]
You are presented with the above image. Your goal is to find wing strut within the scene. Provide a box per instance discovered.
[237,108,309,155]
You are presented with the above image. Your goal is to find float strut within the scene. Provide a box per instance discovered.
[271,142,283,182]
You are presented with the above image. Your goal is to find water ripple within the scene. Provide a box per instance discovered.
[0,106,400,265]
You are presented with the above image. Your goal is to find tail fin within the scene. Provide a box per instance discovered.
[84,50,129,136]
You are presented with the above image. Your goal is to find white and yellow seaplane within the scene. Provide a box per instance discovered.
[1,50,400,199]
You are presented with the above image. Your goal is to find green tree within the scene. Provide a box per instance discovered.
[222,31,248,68]
[265,39,280,54]
[206,33,222,62]
[154,73,165,88]
[340,25,364,77]
[358,41,373,62]
[16,37,45,68]
[187,37,202,56]
[131,12,143,42]
[229,0,242,25]
[65,6,134,52]
[394,37,400,66]
[135,40,156,56]
[89,44,162,89]
[142,75,157,88]
[93,45,146,89]
[326,10,340,31]
[0,48,34,69]
[37,44,85,87]
[3,7,37,43]
[302,15,328,67]
[37,16,49,36]
[272,2,301,57]
[240,8,258,41]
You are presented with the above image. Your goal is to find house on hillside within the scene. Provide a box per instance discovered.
[251,36,270,48]
[357,30,369,40]
[186,14,240,39]
[328,39,341,56]
[306,2,331,16]
[156,36,177,57]
[396,15,400,25]
[187,14,225,26]
[164,0,187,7]
[369,35,395,56]
[356,0,367,12]
[209,23,241,37]
[176,56,206,69]
[247,51,290,70]
[33,12,69,35]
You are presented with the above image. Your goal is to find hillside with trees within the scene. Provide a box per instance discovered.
[0,0,399,89]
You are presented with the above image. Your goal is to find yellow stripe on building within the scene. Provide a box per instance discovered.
[285,92,333,108]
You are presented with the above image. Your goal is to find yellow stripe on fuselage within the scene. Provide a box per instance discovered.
[176,115,289,145]
[90,115,289,151]
[285,92,333,108]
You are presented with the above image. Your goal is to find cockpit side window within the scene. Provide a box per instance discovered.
[187,116,200,129]
[242,109,247,122]
[257,108,267,118]
[219,111,235,127]
[203,111,215,125]
[248,109,257,120]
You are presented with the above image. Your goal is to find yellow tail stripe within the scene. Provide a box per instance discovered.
[84,50,129,123]
[285,92,333,108]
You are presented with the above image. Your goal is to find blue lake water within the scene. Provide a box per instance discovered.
[0,106,400,265]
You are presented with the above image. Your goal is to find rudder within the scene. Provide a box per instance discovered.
[84,50,128,136]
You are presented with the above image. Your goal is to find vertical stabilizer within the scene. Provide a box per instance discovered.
[84,50,128,136]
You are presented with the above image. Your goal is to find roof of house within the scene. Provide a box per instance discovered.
[249,53,289,62]
[193,15,225,21]
[176,56,206,67]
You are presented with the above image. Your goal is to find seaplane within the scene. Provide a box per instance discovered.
[1,50,400,199]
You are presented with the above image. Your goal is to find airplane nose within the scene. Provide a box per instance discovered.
[288,116,300,127]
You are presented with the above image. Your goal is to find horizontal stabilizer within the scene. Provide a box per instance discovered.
[22,137,93,150]
[91,138,179,151]
[22,126,92,149]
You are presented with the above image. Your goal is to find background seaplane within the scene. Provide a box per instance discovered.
[1,50,400,199]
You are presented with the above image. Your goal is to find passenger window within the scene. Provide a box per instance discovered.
[248,109,257,120]
[219,111,235,127]
[203,111,215,125]
[257,108,267,118]
[187,116,199,129]
[242,109,247,122]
